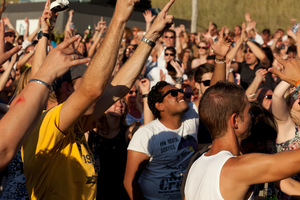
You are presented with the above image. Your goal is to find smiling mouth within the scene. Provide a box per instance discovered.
[179,99,186,103]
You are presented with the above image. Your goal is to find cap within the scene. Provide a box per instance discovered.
[4,29,15,37]
[52,64,88,92]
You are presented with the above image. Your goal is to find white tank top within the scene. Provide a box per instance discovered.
[184,150,235,200]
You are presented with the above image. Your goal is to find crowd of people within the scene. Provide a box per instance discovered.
[1,0,300,199]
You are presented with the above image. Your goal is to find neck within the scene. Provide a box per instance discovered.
[249,61,258,70]
[159,115,182,130]
[106,115,122,131]
[207,129,241,156]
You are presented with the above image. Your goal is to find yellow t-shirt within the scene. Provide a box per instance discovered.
[21,103,97,200]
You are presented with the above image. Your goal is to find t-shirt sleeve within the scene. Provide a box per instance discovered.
[127,126,153,157]
[36,103,67,150]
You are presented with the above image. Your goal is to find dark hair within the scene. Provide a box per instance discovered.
[194,63,214,83]
[262,46,273,65]
[148,81,170,119]
[199,81,246,139]
[165,46,176,54]
[262,28,271,35]
[164,29,176,36]
[212,23,217,30]
[241,101,277,154]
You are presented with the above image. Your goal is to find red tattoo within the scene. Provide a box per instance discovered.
[16,96,25,104]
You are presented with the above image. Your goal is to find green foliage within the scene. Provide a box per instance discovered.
[151,0,300,34]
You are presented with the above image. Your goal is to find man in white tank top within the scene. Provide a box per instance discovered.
[185,81,300,199]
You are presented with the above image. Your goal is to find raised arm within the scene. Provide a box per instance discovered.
[0,36,90,171]
[138,78,154,124]
[0,53,17,92]
[245,69,267,101]
[23,17,29,40]
[143,10,156,32]
[58,0,141,132]
[2,17,19,42]
[210,27,233,86]
[31,0,51,78]
[247,40,270,68]
[83,0,175,132]
[88,18,107,58]
[0,21,20,66]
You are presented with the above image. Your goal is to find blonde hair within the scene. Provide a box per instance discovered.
[13,67,31,97]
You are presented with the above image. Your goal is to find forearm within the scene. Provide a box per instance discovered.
[87,33,102,58]
[176,35,182,55]
[272,81,291,121]
[81,17,126,94]
[245,77,262,101]
[27,26,39,42]
[31,37,48,77]
[227,40,243,61]
[0,76,49,171]
[247,40,270,68]
[210,55,226,86]
[24,24,29,40]
[0,62,13,91]
[16,51,34,70]
[142,96,154,124]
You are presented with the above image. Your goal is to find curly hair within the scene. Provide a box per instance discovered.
[148,81,170,119]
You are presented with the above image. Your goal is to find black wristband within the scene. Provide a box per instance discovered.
[142,94,148,98]
[38,32,50,40]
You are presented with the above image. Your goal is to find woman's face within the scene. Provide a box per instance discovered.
[77,42,86,55]
[198,42,208,56]
[105,99,126,117]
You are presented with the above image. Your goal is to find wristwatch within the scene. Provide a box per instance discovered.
[38,32,50,40]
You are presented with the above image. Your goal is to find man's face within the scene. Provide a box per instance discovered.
[164,49,175,63]
[262,33,270,43]
[237,98,252,139]
[159,85,189,117]
[233,26,241,37]
[210,25,217,36]
[164,32,175,47]
[244,48,258,66]
[125,85,138,104]
[199,72,213,95]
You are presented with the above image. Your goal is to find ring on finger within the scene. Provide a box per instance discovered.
[72,54,76,60]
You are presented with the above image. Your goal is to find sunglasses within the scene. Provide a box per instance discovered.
[201,80,211,87]
[265,95,272,99]
[197,46,207,49]
[243,48,252,53]
[160,89,184,101]
[165,53,175,56]
[164,36,175,39]
[128,90,138,94]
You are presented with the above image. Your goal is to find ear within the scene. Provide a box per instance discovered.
[155,102,164,112]
[230,113,239,129]
[195,82,201,90]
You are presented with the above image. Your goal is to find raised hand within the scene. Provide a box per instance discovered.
[143,10,156,23]
[40,0,52,33]
[0,20,20,66]
[38,35,90,82]
[245,12,251,23]
[170,60,184,77]
[255,68,267,83]
[139,78,150,95]
[211,27,233,58]
[96,17,107,35]
[145,0,175,41]
[114,0,141,22]
[268,55,300,85]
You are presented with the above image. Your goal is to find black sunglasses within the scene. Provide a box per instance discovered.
[265,95,272,99]
[128,90,138,94]
[165,53,175,56]
[160,89,184,101]
[164,36,175,39]
[201,80,211,87]
[197,46,207,49]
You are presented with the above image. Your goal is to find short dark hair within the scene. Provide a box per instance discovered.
[199,81,246,139]
[164,29,176,36]
[165,46,176,54]
[148,81,170,119]
[262,28,271,35]
[194,63,214,83]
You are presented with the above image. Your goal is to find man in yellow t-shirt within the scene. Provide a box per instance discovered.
[21,0,177,198]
